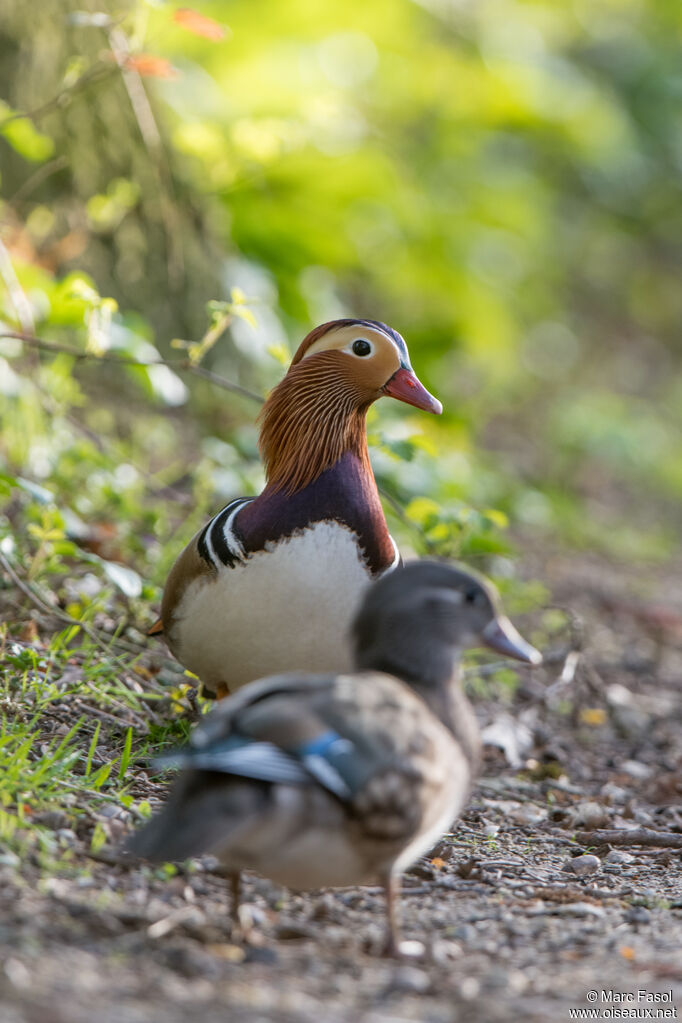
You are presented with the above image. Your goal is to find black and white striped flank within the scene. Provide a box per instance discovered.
[197,497,254,568]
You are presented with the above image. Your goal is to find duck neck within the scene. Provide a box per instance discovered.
[258,352,374,495]
[358,645,481,770]
[240,362,395,573]
[410,667,481,773]
[240,449,396,575]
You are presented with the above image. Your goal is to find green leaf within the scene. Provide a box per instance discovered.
[85,723,101,778]
[267,343,290,366]
[231,304,257,329]
[90,821,108,854]
[0,102,54,162]
[118,728,133,782]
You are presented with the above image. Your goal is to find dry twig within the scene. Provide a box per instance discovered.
[576,828,682,849]
[0,64,116,128]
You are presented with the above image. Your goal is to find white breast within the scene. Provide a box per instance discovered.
[170,521,383,692]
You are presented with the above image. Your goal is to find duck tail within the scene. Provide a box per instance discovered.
[124,772,268,863]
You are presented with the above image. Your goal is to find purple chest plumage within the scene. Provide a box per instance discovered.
[197,451,396,577]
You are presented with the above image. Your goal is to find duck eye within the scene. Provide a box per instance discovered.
[352,338,372,357]
[464,588,478,604]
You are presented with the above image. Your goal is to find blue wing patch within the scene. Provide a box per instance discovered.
[296,730,356,799]
[156,736,309,786]
[156,729,360,801]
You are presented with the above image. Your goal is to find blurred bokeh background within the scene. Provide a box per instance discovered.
[1,0,681,610]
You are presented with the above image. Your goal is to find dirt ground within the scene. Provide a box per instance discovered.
[2,545,682,1023]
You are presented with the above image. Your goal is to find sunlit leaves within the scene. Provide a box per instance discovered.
[63,278,119,354]
[86,179,140,232]
[172,294,258,366]
[100,560,143,598]
[404,496,511,559]
[0,102,54,162]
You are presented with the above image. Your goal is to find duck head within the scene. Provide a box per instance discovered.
[294,319,442,415]
[259,319,441,493]
[353,560,542,690]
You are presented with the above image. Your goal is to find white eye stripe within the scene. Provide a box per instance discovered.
[301,324,399,360]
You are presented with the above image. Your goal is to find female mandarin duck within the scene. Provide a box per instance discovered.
[130,561,541,954]
[154,319,442,699]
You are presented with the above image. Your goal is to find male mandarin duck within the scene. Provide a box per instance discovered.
[129,561,542,954]
[153,319,442,699]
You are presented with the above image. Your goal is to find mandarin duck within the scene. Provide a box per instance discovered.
[129,561,541,954]
[152,319,441,699]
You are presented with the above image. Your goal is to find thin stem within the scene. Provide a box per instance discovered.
[7,156,70,207]
[107,25,183,287]
[0,549,159,679]
[0,64,116,127]
[0,330,264,404]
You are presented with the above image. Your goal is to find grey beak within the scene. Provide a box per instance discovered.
[481,616,542,665]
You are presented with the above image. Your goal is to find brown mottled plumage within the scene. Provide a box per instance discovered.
[128,562,541,955]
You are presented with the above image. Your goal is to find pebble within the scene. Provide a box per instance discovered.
[244,945,278,965]
[624,906,651,926]
[33,810,70,830]
[600,782,630,804]
[397,939,426,959]
[508,969,529,994]
[388,965,431,994]
[566,854,601,877]
[555,902,605,919]
[482,969,510,990]
[338,891,365,908]
[511,804,547,826]
[161,945,221,980]
[407,862,435,880]
[431,939,462,964]
[97,803,129,821]
[274,920,317,941]
[573,801,610,829]
[237,903,267,928]
[309,894,342,922]
[634,888,658,901]
[612,706,651,737]
[459,976,481,1000]
[429,840,455,862]
[604,849,634,865]
[4,958,31,989]
[621,759,653,780]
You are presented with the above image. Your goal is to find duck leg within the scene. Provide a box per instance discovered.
[229,870,242,923]
[381,873,401,957]
[186,686,200,719]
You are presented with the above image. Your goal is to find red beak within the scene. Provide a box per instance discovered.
[382,368,442,415]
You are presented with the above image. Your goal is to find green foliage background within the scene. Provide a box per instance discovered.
[1,0,681,631]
